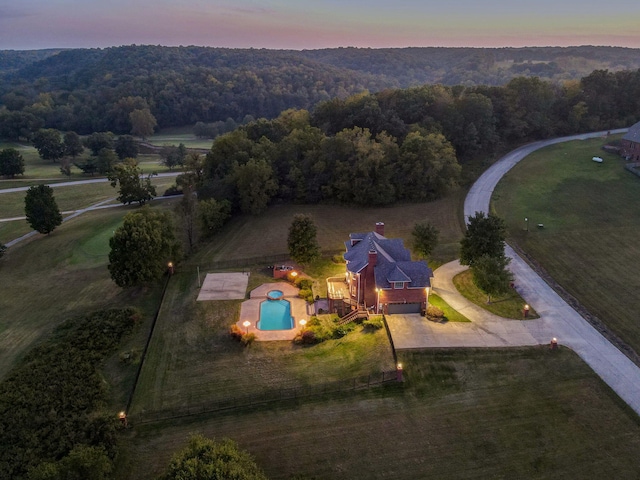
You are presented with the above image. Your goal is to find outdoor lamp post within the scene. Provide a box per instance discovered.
[550,337,558,350]
[167,261,174,275]
[523,304,530,319]
[299,319,307,330]
[525,217,529,232]
[243,320,251,334]
[118,411,127,427]
[375,288,380,314]
[396,363,404,382]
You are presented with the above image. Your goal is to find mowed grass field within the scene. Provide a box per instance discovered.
[119,347,640,479]
[493,137,640,354]
[194,190,467,267]
[147,128,214,150]
[0,204,174,381]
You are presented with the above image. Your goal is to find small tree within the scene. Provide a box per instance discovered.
[0,148,25,177]
[471,253,514,304]
[411,220,439,259]
[160,144,186,170]
[108,208,180,287]
[460,211,507,266]
[108,159,157,206]
[96,147,118,174]
[287,213,320,265]
[161,435,267,480]
[24,184,63,234]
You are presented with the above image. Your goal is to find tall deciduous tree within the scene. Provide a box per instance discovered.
[107,159,157,206]
[287,213,320,265]
[85,132,114,156]
[63,131,84,159]
[32,128,64,162]
[108,208,180,287]
[471,253,514,304]
[114,134,139,159]
[24,184,63,234]
[161,435,267,480]
[130,108,157,139]
[0,148,25,177]
[198,198,231,238]
[412,221,439,259]
[234,158,277,215]
[459,211,507,266]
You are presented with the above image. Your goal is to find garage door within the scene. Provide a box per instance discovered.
[387,303,421,314]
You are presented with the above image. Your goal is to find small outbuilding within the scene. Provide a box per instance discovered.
[620,121,640,161]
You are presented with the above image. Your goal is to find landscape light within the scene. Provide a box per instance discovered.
[242,320,251,333]
[299,319,307,329]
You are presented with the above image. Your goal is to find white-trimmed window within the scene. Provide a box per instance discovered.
[393,282,404,289]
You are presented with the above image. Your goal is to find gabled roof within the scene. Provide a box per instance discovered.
[623,121,640,143]
[344,231,433,289]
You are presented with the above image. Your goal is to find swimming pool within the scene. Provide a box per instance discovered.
[258,298,294,330]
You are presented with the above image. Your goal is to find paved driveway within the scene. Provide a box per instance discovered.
[388,129,640,416]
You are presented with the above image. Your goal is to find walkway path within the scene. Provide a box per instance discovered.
[444,128,640,416]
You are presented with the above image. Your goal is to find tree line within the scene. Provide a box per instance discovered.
[2,45,640,138]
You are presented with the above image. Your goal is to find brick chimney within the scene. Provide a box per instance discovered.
[368,250,377,268]
[375,222,385,236]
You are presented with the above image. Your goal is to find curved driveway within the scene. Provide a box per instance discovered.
[454,128,640,415]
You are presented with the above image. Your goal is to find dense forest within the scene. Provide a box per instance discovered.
[2,45,640,135]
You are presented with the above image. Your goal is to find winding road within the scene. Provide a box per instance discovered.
[443,128,640,415]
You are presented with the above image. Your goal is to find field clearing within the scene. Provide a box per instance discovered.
[147,131,213,150]
[493,138,640,354]
[119,347,640,479]
[192,190,467,268]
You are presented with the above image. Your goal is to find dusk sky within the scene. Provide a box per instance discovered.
[2,0,640,51]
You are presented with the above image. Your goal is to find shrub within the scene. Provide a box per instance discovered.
[427,305,445,321]
[295,277,313,290]
[307,316,321,327]
[298,288,314,303]
[229,324,243,341]
[362,316,384,331]
[332,322,357,339]
[163,185,183,196]
[241,332,256,346]
[332,254,346,264]
[293,329,317,345]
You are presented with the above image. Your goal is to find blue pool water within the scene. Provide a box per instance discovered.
[258,299,294,330]
[267,289,284,300]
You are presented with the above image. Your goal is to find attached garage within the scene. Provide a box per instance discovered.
[387,302,422,314]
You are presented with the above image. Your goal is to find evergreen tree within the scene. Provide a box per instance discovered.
[460,211,507,266]
[287,213,320,265]
[24,184,63,234]
[0,148,25,177]
[412,220,439,259]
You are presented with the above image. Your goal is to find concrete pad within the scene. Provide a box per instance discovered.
[196,272,250,301]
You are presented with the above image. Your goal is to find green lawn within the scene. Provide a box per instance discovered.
[118,347,640,479]
[453,269,538,319]
[493,137,640,352]
[428,292,471,322]
[147,129,214,150]
[129,267,395,416]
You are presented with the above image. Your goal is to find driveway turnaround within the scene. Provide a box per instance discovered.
[388,128,640,416]
[462,128,640,416]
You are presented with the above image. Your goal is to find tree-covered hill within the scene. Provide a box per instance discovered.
[1,45,640,135]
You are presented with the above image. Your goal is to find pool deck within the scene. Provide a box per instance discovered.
[239,282,309,341]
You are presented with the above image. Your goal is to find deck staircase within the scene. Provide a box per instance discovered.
[337,307,369,325]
